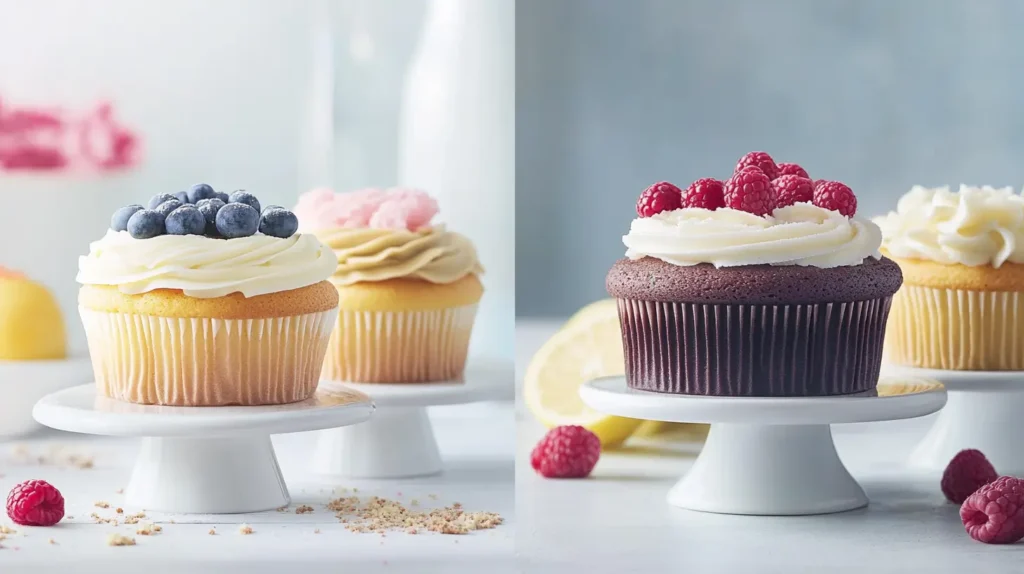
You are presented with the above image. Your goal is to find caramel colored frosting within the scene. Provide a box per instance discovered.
[312,225,484,286]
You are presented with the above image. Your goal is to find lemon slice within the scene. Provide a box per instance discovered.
[523,299,642,447]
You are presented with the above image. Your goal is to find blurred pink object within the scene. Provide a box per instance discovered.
[294,187,439,231]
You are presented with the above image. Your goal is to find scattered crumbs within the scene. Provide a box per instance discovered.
[328,495,503,535]
[115,508,124,514]
[296,505,314,515]
[453,502,462,509]
[239,524,253,535]
[314,529,320,534]
[116,488,124,495]
[0,525,16,534]
[123,512,147,525]
[275,506,288,513]
[135,523,161,536]
[208,528,216,536]
[410,499,419,507]
[106,533,136,547]
[94,501,110,509]
[169,520,176,524]
[48,538,56,545]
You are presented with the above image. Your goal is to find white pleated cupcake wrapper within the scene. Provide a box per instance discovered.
[885,286,1024,371]
[322,305,478,383]
[80,307,338,406]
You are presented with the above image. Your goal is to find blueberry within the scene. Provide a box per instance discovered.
[147,193,177,210]
[165,205,206,236]
[215,191,230,203]
[126,210,166,239]
[187,183,218,204]
[262,204,283,213]
[111,204,144,231]
[174,191,190,204]
[228,190,261,213]
[259,208,299,238]
[154,199,183,218]
[197,201,223,236]
[215,203,259,238]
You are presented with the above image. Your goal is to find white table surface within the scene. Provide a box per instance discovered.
[515,319,1024,574]
[0,399,515,574]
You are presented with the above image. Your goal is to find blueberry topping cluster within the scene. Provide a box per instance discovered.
[109,184,299,240]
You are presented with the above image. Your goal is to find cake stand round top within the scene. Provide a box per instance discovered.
[321,359,513,408]
[33,383,374,437]
[882,363,1024,390]
[581,376,946,425]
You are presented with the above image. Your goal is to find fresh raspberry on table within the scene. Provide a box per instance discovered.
[636,181,683,218]
[960,476,1024,544]
[812,180,857,216]
[776,162,809,179]
[724,167,775,216]
[6,480,64,526]
[531,425,601,479]
[734,151,779,181]
[771,175,815,208]
[681,178,725,210]
[942,449,998,504]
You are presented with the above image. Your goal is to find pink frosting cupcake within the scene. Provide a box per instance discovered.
[294,187,484,383]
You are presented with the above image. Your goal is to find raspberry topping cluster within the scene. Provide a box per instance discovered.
[635,151,858,218]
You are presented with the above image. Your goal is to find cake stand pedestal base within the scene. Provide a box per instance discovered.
[312,361,512,479]
[884,366,1024,475]
[33,384,374,514]
[581,376,946,516]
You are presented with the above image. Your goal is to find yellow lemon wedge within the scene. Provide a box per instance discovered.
[523,299,642,448]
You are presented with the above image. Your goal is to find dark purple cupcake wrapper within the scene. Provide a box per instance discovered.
[617,297,893,397]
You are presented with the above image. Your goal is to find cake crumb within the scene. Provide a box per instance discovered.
[314,529,320,534]
[66,516,73,520]
[48,538,56,545]
[106,533,135,547]
[239,524,253,535]
[410,499,419,507]
[208,528,216,536]
[115,508,123,514]
[428,494,438,500]
[296,505,314,514]
[123,512,147,525]
[275,506,288,513]
[94,501,110,509]
[135,523,160,536]
[0,525,16,534]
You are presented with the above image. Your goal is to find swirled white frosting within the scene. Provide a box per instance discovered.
[623,203,882,268]
[873,185,1024,268]
[77,230,338,298]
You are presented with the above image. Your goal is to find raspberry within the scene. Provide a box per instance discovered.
[771,175,814,208]
[530,425,601,479]
[681,178,725,210]
[6,480,64,526]
[636,181,682,218]
[723,168,775,216]
[942,449,998,504]
[812,180,857,217]
[960,476,1024,544]
[776,162,809,179]
[734,151,779,181]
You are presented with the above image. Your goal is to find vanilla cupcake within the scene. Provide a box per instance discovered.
[875,185,1024,370]
[77,185,339,405]
[294,187,483,383]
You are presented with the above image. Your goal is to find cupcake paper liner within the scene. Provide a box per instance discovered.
[322,305,477,383]
[885,285,1024,370]
[80,308,337,406]
[617,297,892,396]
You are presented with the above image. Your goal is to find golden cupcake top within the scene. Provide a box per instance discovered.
[874,185,1024,268]
[77,185,337,298]
[293,187,484,285]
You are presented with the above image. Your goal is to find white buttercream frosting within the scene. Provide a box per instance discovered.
[623,203,882,268]
[873,185,1024,268]
[77,230,338,298]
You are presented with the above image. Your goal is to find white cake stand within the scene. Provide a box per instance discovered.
[883,365,1024,475]
[581,376,947,516]
[312,360,512,479]
[33,384,374,514]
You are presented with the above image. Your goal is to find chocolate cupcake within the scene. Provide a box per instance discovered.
[608,152,903,397]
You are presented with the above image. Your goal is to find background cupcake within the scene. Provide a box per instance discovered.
[294,187,483,383]
[606,152,903,396]
[875,185,1024,370]
[77,185,339,406]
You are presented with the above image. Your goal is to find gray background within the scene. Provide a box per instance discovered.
[515,0,1024,317]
